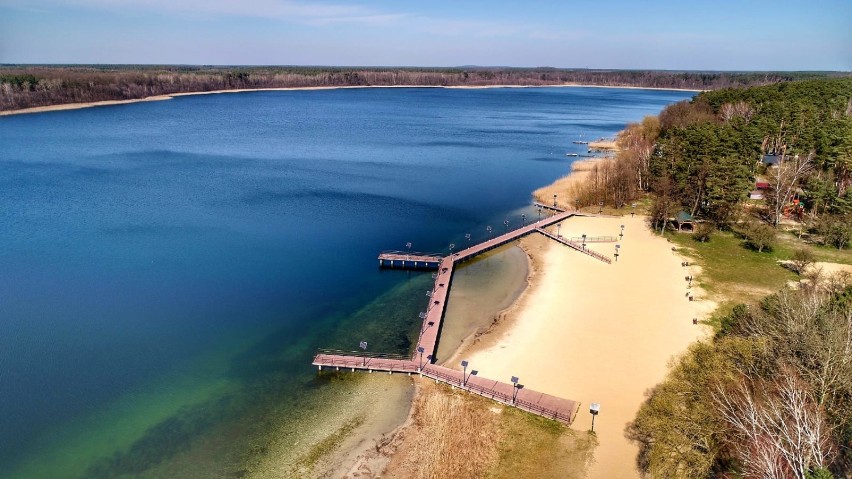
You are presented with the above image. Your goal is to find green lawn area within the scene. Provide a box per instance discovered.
[667,228,852,327]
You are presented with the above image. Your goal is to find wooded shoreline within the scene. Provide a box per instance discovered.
[2,65,847,112]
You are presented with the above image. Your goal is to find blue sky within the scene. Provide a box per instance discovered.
[0,0,849,70]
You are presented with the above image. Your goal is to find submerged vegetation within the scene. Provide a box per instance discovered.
[0,65,847,111]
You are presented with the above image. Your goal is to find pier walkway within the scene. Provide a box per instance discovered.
[313,206,616,425]
[536,228,612,264]
[312,352,579,425]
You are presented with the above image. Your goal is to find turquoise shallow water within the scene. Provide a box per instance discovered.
[0,86,693,477]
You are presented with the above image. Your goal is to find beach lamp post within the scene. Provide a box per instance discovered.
[557,223,562,239]
[614,244,620,262]
[449,243,455,255]
[575,199,580,211]
[620,224,625,239]
[465,233,471,246]
[590,403,601,432]
[631,204,636,217]
[582,234,587,250]
[360,341,368,367]
[504,219,509,233]
[522,213,526,226]
[553,194,557,208]
[461,360,468,385]
[417,346,425,370]
[599,201,603,214]
[486,225,492,238]
[511,376,521,404]
[419,311,426,320]
[538,207,542,221]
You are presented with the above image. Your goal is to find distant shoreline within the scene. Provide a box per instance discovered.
[0,83,702,117]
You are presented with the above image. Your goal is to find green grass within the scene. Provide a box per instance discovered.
[667,228,852,329]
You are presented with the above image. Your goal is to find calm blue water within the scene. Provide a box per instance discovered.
[0,87,692,477]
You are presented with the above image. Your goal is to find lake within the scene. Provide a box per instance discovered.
[0,86,693,477]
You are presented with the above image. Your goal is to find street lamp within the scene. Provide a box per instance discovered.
[511,376,522,404]
[620,224,625,239]
[631,203,636,217]
[417,346,425,370]
[582,234,587,250]
[504,219,509,232]
[538,207,542,221]
[449,243,455,255]
[614,244,620,262]
[360,341,368,367]
[486,225,492,238]
[418,311,426,320]
[522,213,526,226]
[465,233,471,246]
[553,194,557,208]
[460,360,478,386]
[598,201,603,214]
[590,403,601,432]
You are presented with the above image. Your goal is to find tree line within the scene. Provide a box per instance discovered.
[0,65,846,111]
[572,78,852,249]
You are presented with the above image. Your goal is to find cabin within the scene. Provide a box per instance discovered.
[672,211,694,232]
[762,154,782,166]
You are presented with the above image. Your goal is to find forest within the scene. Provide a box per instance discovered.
[572,78,852,477]
[0,65,846,111]
[574,78,852,250]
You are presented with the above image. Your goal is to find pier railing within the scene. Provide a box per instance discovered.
[379,250,444,260]
[421,366,574,424]
[315,348,411,361]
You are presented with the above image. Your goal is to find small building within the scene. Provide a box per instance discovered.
[673,211,694,232]
[755,181,770,190]
[762,154,782,166]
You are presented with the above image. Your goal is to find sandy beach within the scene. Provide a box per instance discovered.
[461,214,716,478]
[0,83,702,117]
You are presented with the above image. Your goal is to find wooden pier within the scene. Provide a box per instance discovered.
[312,352,579,425]
[313,206,615,426]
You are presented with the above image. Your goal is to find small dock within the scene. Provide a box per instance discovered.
[313,352,579,425]
[378,251,443,270]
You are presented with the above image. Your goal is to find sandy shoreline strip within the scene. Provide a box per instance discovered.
[0,83,701,117]
[461,214,716,478]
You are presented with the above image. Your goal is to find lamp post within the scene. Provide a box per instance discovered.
[522,213,526,226]
[538,207,542,221]
[582,234,587,250]
[590,403,601,432]
[417,346,425,370]
[406,242,412,257]
[511,376,521,404]
[504,219,509,233]
[460,360,478,386]
[631,203,636,217]
[449,243,455,255]
[598,201,603,214]
[553,194,557,208]
[465,233,471,247]
[620,224,625,239]
[575,199,579,211]
[360,341,368,367]
[614,244,620,262]
[486,225,492,238]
